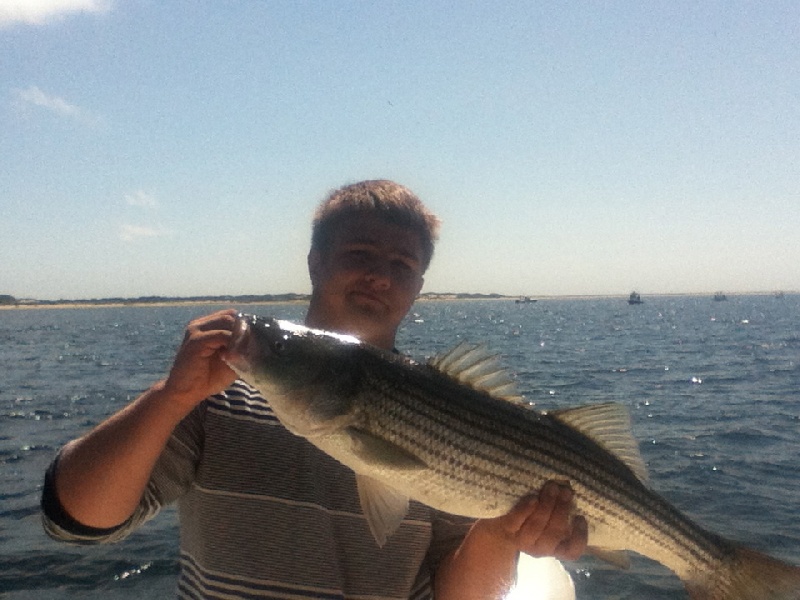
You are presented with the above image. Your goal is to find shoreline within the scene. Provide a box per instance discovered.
[0,299,310,311]
[1,291,793,311]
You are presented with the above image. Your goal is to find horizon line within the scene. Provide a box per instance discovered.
[2,289,796,308]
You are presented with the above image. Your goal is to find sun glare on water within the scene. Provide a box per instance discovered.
[505,555,575,600]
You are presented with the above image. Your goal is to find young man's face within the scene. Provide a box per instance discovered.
[306,214,426,348]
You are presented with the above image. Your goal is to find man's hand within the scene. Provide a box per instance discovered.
[484,480,588,560]
[162,309,239,414]
[435,481,588,600]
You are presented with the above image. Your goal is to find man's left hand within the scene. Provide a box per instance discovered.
[474,480,589,561]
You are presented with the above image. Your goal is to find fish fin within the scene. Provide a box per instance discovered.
[586,546,632,570]
[355,474,409,547]
[298,412,360,438]
[429,342,525,403]
[347,428,428,470]
[550,403,649,483]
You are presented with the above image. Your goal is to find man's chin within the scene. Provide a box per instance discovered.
[342,298,397,334]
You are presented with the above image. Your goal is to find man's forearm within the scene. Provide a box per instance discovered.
[51,309,238,530]
[435,522,519,600]
[54,381,191,529]
[434,482,588,600]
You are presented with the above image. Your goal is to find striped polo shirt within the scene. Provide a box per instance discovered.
[42,381,474,599]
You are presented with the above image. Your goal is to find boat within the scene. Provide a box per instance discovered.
[515,296,537,304]
[713,292,727,301]
[627,291,643,305]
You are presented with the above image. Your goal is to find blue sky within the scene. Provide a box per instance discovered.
[2,0,799,300]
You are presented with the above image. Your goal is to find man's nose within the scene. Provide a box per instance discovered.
[364,259,391,287]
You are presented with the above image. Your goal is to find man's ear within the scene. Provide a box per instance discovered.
[308,250,322,286]
[415,276,425,297]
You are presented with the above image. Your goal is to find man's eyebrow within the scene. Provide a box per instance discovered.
[343,236,421,263]
[395,248,422,263]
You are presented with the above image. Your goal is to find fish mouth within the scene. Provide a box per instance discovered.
[222,313,256,373]
[228,313,252,349]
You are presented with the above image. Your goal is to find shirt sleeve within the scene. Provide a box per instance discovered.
[40,399,207,545]
[40,453,130,543]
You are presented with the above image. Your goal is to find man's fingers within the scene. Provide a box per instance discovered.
[518,481,560,536]
[165,310,240,399]
[187,329,235,356]
[519,482,573,555]
[185,309,238,336]
[181,310,238,351]
[500,495,540,533]
[553,515,588,561]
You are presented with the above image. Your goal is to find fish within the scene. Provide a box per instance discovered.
[222,314,800,600]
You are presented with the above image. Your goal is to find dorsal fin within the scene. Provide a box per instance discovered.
[550,403,649,483]
[428,341,524,403]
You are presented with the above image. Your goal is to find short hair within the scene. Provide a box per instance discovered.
[311,180,441,270]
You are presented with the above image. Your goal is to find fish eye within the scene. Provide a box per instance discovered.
[272,335,289,355]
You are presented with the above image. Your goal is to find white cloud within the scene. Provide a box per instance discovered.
[119,224,171,242]
[0,0,110,26]
[124,191,159,209]
[14,85,98,123]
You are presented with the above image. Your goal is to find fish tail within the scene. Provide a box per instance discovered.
[686,546,800,600]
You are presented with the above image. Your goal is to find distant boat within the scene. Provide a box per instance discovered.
[713,292,727,301]
[627,291,643,305]
[515,296,538,304]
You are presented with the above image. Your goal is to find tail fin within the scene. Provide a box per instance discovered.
[687,546,800,600]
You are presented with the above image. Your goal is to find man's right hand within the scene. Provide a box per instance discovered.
[162,309,239,414]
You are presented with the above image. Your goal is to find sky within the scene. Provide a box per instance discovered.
[2,0,799,301]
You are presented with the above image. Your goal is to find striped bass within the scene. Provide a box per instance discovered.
[223,314,800,600]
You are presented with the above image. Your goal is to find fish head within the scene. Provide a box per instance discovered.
[223,314,362,437]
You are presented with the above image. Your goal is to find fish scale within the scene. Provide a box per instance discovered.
[224,315,800,599]
[351,346,745,581]
[371,351,740,580]
[358,357,725,574]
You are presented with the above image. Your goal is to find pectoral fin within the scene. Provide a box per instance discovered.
[347,428,428,470]
[356,474,410,546]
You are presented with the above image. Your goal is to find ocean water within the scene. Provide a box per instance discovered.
[1,296,799,599]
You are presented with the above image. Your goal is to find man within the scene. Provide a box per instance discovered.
[42,180,587,599]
